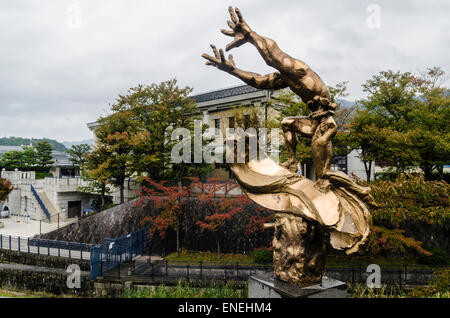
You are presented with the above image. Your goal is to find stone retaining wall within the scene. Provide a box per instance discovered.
[0,249,90,271]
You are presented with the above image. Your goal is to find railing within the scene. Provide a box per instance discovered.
[131,260,448,286]
[30,184,51,221]
[0,233,93,260]
[89,228,149,280]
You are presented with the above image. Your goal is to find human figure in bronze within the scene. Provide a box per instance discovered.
[202,6,372,198]
[202,6,373,287]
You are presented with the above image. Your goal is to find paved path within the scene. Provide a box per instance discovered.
[0,217,77,237]
[0,235,92,260]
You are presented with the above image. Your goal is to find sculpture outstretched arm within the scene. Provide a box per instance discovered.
[202,45,288,90]
[221,6,309,75]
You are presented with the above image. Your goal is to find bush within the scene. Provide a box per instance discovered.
[252,247,273,264]
[365,226,432,258]
[418,247,450,265]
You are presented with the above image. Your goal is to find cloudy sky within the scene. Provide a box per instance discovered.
[0,0,448,142]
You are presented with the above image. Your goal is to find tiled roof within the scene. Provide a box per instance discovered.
[191,84,262,103]
[51,151,73,167]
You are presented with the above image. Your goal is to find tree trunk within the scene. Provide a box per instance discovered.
[217,239,221,259]
[363,160,372,182]
[176,218,180,257]
[437,165,444,180]
[422,165,433,181]
[119,184,124,204]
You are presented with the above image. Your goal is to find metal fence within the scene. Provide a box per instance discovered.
[131,260,448,286]
[89,228,149,280]
[0,234,93,260]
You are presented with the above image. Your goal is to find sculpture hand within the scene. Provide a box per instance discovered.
[221,6,253,51]
[202,45,236,73]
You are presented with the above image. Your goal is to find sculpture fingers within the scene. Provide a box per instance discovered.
[234,7,244,22]
[221,29,235,37]
[228,54,236,67]
[225,35,245,52]
[227,20,236,30]
[228,5,238,24]
[210,44,220,58]
[201,53,219,65]
[219,48,226,62]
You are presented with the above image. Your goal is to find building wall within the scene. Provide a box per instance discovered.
[347,149,375,181]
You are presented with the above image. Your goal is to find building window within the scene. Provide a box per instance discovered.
[244,115,251,130]
[228,117,235,129]
[214,118,221,136]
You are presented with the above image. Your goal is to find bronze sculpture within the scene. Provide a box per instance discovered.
[202,7,373,287]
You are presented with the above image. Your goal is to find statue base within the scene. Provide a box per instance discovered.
[248,275,347,298]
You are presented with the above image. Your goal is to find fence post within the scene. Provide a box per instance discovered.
[165,260,168,277]
[18,236,20,252]
[39,220,42,235]
[351,267,355,283]
[80,243,83,260]
[57,240,60,257]
[0,234,2,249]
[68,242,71,259]
[27,238,30,253]
[37,239,40,255]
[9,235,11,250]
[404,265,408,285]
[47,239,50,256]
[129,236,133,261]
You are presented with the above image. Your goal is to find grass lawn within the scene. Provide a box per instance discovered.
[121,280,247,298]
[164,250,255,265]
[0,288,77,298]
[164,250,432,268]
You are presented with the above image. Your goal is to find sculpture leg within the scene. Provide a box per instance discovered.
[272,213,327,287]
[281,118,299,172]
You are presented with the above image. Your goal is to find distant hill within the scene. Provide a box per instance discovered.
[0,137,66,152]
[336,99,356,109]
[61,139,94,149]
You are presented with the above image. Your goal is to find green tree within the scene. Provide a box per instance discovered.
[35,141,54,169]
[80,143,111,207]
[0,150,26,170]
[92,111,139,203]
[22,146,38,168]
[67,144,91,170]
[350,68,449,180]
[0,178,13,201]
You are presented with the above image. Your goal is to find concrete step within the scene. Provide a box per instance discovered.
[37,192,59,223]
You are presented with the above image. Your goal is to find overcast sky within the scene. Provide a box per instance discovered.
[0,0,448,142]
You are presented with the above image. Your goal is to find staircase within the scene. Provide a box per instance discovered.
[30,185,59,223]
[38,192,60,223]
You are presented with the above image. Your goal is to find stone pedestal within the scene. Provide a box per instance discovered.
[248,275,347,298]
